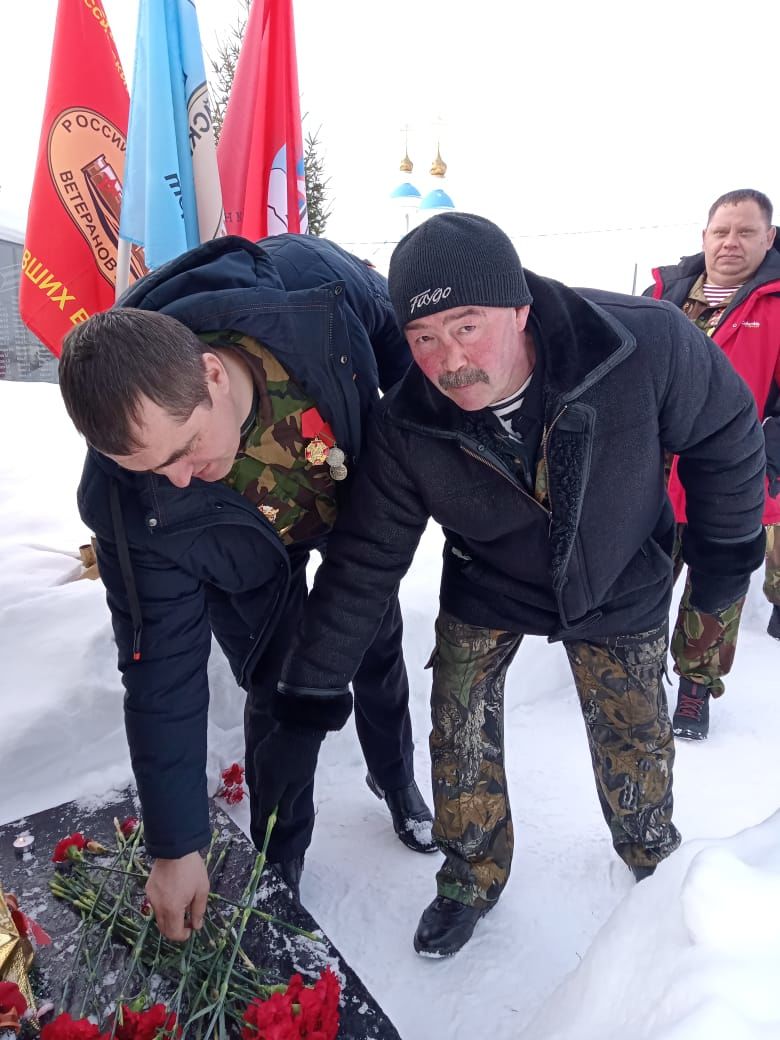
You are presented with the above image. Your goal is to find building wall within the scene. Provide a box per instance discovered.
[0,234,59,384]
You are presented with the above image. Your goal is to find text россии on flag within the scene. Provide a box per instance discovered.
[19,0,145,357]
[217,0,308,239]
[119,0,225,276]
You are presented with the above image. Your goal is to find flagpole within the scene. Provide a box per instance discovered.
[115,238,132,300]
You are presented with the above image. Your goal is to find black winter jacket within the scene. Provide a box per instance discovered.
[76,235,411,859]
[277,274,766,720]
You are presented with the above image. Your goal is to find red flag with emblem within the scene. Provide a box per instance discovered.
[217,0,308,239]
[19,0,145,357]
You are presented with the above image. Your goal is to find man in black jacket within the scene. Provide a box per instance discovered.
[57,233,436,942]
[260,213,766,958]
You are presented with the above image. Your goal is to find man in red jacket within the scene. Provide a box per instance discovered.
[649,188,780,740]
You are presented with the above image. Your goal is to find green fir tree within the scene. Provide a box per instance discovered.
[304,126,332,237]
[209,0,251,143]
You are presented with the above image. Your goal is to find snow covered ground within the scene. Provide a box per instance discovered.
[1,379,779,1040]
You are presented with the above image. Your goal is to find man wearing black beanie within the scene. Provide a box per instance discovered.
[259,212,766,957]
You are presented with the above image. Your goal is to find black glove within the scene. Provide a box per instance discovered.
[764,417,780,498]
[688,570,750,616]
[254,725,325,827]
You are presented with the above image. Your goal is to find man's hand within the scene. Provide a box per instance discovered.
[254,725,325,827]
[145,851,209,942]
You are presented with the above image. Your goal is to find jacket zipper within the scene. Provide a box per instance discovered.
[460,443,550,516]
[542,406,567,533]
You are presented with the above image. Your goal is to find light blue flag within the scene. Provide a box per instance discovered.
[120,0,224,270]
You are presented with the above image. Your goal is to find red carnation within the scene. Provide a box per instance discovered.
[119,816,139,839]
[216,762,246,805]
[40,1012,109,1039]
[115,1004,181,1040]
[221,784,245,805]
[242,970,340,1040]
[221,763,245,787]
[241,989,297,1039]
[295,969,340,1039]
[51,833,88,863]
[0,981,27,1016]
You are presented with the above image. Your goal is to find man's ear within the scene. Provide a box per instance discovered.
[515,305,531,334]
[767,224,777,251]
[201,352,228,392]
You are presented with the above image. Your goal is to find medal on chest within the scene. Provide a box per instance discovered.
[302,408,348,480]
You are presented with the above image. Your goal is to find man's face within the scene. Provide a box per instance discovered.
[702,200,776,287]
[404,305,533,411]
[108,354,242,487]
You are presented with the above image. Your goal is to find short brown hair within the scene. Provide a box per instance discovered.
[707,189,773,226]
[59,309,211,455]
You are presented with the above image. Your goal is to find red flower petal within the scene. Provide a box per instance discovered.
[40,1011,109,1039]
[223,785,245,805]
[221,763,245,787]
[51,833,87,863]
[119,817,139,839]
[114,1004,180,1040]
[0,981,27,1016]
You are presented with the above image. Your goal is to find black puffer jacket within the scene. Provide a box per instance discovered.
[77,234,411,859]
[277,274,766,719]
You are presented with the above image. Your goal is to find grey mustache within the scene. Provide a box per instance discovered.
[438,368,490,389]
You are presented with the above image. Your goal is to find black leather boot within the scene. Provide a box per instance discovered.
[366,774,438,854]
[413,896,490,957]
[768,605,780,640]
[269,855,304,901]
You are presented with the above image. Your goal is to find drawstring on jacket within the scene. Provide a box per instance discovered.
[109,479,144,662]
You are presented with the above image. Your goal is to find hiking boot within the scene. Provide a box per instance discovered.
[366,774,438,854]
[413,896,490,957]
[269,856,304,901]
[672,677,710,740]
[768,605,780,641]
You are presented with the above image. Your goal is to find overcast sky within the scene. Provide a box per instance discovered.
[1,0,777,289]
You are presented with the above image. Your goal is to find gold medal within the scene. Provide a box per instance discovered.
[305,436,329,465]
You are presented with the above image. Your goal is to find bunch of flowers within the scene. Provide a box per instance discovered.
[33,814,340,1040]
[216,765,246,806]
[37,1003,180,1040]
[242,970,340,1040]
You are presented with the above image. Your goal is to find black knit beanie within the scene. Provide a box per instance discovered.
[388,212,532,328]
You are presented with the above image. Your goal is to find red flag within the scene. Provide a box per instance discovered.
[217,0,308,239]
[20,0,145,357]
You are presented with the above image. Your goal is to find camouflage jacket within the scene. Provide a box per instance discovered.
[201,330,338,546]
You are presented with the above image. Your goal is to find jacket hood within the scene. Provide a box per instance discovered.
[117,236,286,316]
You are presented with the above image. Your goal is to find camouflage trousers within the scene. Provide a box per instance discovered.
[427,611,681,909]
[670,522,780,695]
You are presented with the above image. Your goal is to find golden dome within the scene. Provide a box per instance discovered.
[430,145,447,178]
[399,151,413,174]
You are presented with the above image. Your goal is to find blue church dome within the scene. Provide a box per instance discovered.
[390,181,422,200]
[419,187,455,210]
